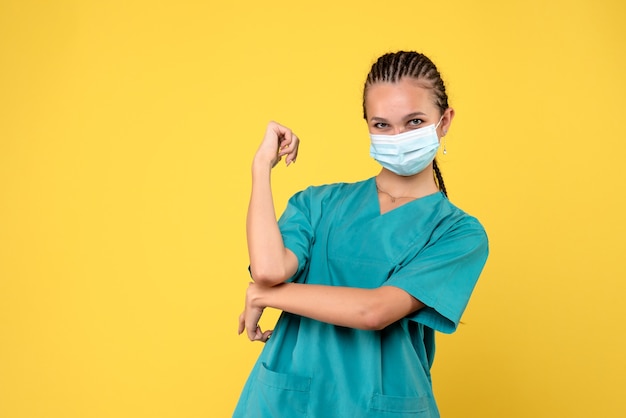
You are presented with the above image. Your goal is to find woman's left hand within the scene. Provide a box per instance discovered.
[238,283,273,343]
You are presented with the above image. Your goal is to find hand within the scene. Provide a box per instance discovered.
[253,121,300,169]
[238,282,273,343]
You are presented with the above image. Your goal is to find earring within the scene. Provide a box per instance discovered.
[442,134,447,155]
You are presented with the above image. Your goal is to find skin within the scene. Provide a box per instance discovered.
[238,76,455,342]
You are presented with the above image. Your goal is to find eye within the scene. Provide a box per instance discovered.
[373,122,389,129]
[408,119,423,126]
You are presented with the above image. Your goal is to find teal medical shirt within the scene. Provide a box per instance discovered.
[234,178,489,418]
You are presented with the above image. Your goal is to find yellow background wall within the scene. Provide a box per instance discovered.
[1,1,625,417]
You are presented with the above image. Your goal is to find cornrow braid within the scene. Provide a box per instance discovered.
[363,51,450,197]
[433,159,448,198]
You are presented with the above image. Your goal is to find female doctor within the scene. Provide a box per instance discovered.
[234,51,489,418]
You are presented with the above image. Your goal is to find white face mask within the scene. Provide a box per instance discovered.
[369,117,443,176]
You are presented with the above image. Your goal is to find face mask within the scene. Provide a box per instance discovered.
[369,117,443,176]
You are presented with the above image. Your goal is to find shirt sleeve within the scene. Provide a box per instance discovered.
[383,216,489,334]
[276,187,315,283]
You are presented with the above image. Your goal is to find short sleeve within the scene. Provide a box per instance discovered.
[276,188,315,283]
[383,217,489,334]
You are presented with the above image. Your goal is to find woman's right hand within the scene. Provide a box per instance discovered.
[253,121,300,169]
[238,282,274,343]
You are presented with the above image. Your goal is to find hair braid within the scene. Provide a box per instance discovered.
[433,159,448,198]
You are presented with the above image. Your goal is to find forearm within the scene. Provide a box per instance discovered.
[246,160,296,285]
[252,283,424,330]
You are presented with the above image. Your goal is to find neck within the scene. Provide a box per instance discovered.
[376,166,439,199]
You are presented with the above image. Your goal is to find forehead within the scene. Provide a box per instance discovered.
[365,77,437,115]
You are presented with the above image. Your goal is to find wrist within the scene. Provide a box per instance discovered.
[252,154,275,172]
[253,283,286,310]
[249,283,270,309]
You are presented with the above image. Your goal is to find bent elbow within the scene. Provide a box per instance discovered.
[249,265,289,287]
[360,308,390,331]
[359,287,424,330]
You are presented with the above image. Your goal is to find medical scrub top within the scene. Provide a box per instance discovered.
[234,177,489,418]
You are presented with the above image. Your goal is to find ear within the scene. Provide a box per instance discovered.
[440,107,455,137]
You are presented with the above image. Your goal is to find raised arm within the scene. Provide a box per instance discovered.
[238,282,425,341]
[247,122,300,286]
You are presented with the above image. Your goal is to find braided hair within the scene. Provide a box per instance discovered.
[363,51,450,197]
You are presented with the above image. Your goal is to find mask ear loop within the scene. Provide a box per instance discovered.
[435,115,444,129]
[436,115,447,155]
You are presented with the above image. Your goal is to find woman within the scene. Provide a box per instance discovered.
[234,51,489,418]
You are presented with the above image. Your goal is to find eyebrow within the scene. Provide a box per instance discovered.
[369,112,428,122]
[404,112,428,119]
